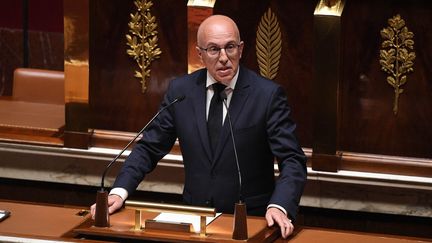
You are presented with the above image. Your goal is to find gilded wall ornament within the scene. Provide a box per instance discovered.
[256,8,282,80]
[126,0,162,93]
[379,14,415,115]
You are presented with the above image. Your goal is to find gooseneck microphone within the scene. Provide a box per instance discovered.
[220,91,242,202]
[220,91,248,240]
[94,95,185,227]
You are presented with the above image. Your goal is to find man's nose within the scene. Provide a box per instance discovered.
[218,49,229,62]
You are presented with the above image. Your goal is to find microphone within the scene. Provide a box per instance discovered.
[94,95,185,227]
[220,91,242,201]
[220,91,248,240]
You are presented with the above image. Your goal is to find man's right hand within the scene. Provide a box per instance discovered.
[90,194,124,219]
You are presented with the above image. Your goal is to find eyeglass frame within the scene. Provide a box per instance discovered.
[197,42,242,57]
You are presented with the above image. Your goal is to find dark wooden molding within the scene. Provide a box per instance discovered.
[90,129,182,155]
[63,130,91,149]
[0,123,63,147]
[340,152,432,177]
[90,129,138,149]
[64,102,91,149]
[311,153,341,172]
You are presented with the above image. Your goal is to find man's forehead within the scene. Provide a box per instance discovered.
[202,27,238,45]
[205,31,236,41]
[198,17,239,43]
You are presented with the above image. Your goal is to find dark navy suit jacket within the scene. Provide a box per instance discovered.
[113,66,307,220]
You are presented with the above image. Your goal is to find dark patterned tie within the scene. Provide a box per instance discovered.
[208,83,227,155]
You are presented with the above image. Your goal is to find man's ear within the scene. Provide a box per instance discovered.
[196,46,204,63]
[238,41,244,59]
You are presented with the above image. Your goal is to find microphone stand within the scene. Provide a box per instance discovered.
[94,95,185,227]
[232,201,248,240]
[94,126,144,227]
[221,93,248,240]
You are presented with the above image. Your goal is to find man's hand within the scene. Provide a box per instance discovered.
[265,207,294,239]
[90,194,124,219]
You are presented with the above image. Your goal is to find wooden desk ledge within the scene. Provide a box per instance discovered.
[0,201,91,241]
[277,227,432,243]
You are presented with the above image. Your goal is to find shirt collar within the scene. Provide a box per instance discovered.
[205,68,239,90]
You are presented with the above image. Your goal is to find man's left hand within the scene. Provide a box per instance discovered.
[265,207,294,239]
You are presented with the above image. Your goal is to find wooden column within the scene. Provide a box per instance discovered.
[63,0,91,149]
[312,0,344,172]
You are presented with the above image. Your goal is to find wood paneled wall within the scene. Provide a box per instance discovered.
[89,0,188,132]
[340,0,432,159]
[83,0,432,176]
[88,0,315,146]
[1,0,432,176]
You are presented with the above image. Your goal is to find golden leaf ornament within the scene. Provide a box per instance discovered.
[256,8,282,80]
[126,0,162,93]
[379,15,415,115]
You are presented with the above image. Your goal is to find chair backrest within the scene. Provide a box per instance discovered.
[13,68,65,105]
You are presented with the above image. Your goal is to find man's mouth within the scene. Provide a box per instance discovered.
[217,67,232,75]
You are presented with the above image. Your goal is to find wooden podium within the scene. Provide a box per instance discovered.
[74,207,280,243]
[1,200,431,243]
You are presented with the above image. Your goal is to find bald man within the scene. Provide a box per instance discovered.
[91,15,307,238]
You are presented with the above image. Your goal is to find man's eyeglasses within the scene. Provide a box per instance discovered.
[198,43,241,57]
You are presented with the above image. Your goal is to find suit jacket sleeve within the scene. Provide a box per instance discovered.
[112,86,178,195]
[266,86,307,220]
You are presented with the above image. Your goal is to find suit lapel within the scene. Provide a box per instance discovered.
[212,67,251,166]
[191,70,213,162]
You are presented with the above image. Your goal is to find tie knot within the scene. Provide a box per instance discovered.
[212,83,226,95]
[213,83,226,94]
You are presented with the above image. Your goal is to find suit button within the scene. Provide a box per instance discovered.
[205,200,211,205]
